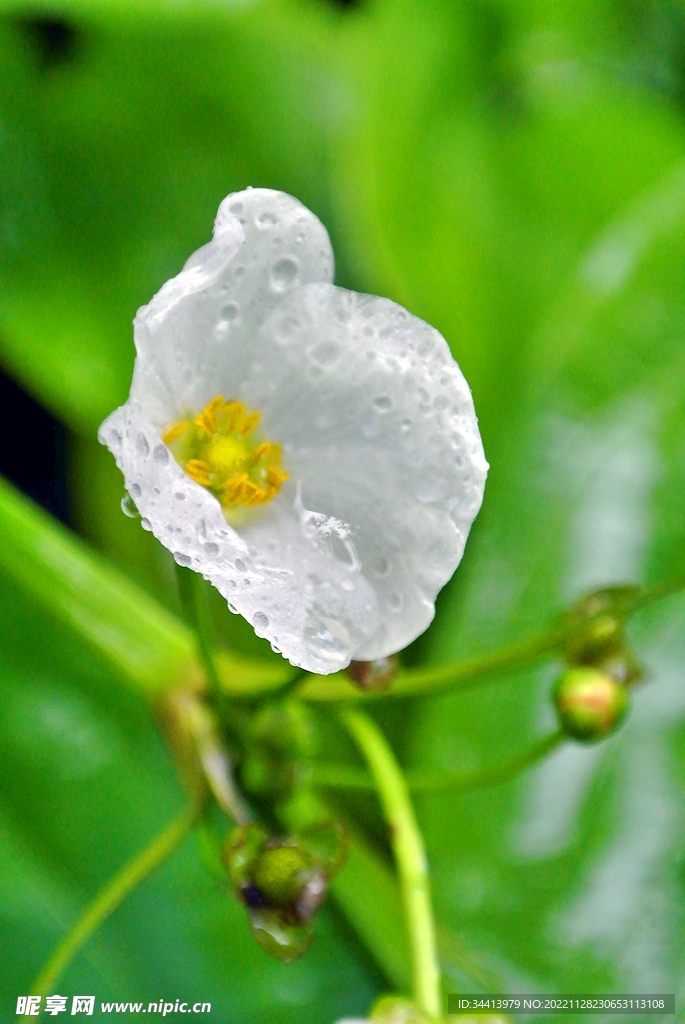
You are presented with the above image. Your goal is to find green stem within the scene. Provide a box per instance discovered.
[297,574,685,704]
[408,731,564,792]
[174,564,223,701]
[309,731,564,794]
[26,808,197,1015]
[340,708,441,1019]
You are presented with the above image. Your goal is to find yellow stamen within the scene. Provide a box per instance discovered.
[162,421,189,446]
[185,459,212,487]
[195,396,223,436]
[241,410,261,437]
[163,395,287,517]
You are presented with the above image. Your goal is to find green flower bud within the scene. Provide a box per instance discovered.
[597,649,645,687]
[251,844,311,906]
[561,585,638,665]
[250,699,318,758]
[248,908,313,963]
[221,824,268,886]
[554,666,629,742]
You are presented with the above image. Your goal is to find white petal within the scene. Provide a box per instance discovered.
[129,188,334,431]
[99,194,486,674]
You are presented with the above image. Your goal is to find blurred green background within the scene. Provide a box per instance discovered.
[2,0,685,1019]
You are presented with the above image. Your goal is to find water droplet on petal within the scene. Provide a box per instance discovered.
[131,483,141,498]
[141,517,152,531]
[372,556,391,578]
[389,592,403,612]
[274,314,300,345]
[257,211,277,229]
[310,341,341,366]
[153,444,169,464]
[204,542,220,557]
[174,552,192,567]
[253,611,269,631]
[137,433,150,457]
[221,301,239,321]
[304,615,348,665]
[270,256,300,292]
[235,558,246,573]
[121,492,139,518]
[416,471,445,503]
[372,395,393,412]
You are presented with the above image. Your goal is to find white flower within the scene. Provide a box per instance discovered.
[99,188,487,675]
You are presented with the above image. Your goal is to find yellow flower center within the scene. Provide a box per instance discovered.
[162,396,289,514]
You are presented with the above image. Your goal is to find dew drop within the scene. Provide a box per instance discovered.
[270,256,300,292]
[235,558,246,572]
[389,592,403,612]
[253,611,269,631]
[303,616,348,663]
[137,433,150,457]
[310,341,341,366]
[235,266,245,278]
[174,552,192,567]
[400,418,412,433]
[274,314,300,345]
[373,556,391,578]
[153,444,169,465]
[221,301,239,321]
[340,579,355,592]
[372,395,393,412]
[174,491,186,501]
[131,483,142,498]
[141,517,152,532]
[230,201,243,214]
[416,472,445,503]
[121,492,139,518]
[204,542,220,557]
[257,211,277,229]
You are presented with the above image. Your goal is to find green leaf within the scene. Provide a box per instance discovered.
[0,474,197,696]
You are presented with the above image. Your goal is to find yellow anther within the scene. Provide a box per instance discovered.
[162,420,189,446]
[266,467,289,488]
[185,459,212,487]
[223,473,249,506]
[241,410,261,437]
[224,401,247,433]
[163,395,287,517]
[249,442,277,465]
[195,396,223,436]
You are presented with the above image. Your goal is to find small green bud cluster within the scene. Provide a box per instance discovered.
[239,698,319,799]
[553,586,643,743]
[221,820,347,963]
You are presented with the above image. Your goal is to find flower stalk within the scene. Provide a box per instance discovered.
[340,708,441,1019]
[24,808,198,1018]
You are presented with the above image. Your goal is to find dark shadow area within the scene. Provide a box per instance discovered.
[0,368,70,524]
[16,14,82,69]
